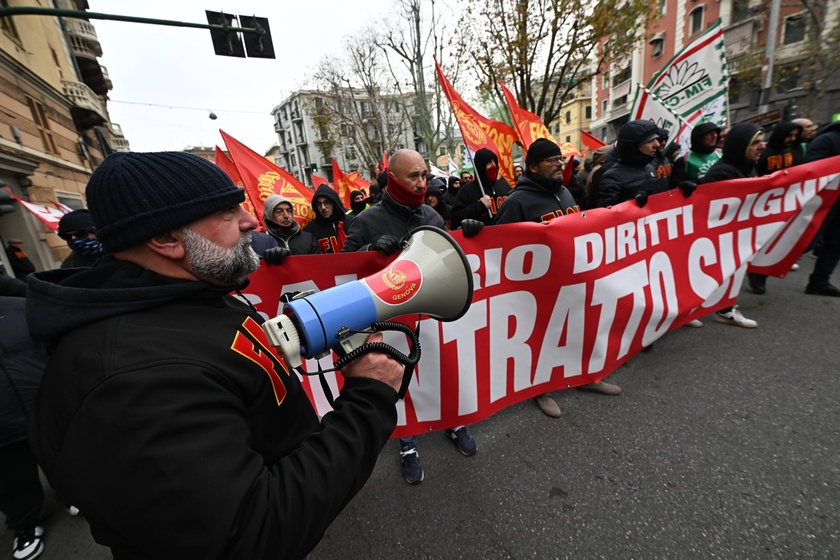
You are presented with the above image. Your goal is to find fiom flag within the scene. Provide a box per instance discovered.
[220,130,315,228]
[499,80,556,150]
[435,56,517,187]
[214,147,261,226]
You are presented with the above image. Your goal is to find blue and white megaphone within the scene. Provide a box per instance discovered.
[262,226,474,370]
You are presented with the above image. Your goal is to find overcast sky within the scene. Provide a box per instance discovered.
[87,0,398,154]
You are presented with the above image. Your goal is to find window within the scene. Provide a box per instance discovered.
[565,136,571,143]
[784,13,806,45]
[585,106,592,119]
[602,99,608,115]
[0,0,20,42]
[689,6,704,35]
[27,97,60,155]
[602,71,609,89]
[56,192,85,211]
[613,95,628,107]
[612,65,631,87]
[650,34,665,58]
[565,110,571,124]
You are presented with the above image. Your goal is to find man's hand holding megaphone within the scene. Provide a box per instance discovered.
[338,331,405,394]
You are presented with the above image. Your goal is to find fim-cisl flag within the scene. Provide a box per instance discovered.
[435,56,517,186]
[498,80,556,150]
[647,19,729,125]
[220,130,315,228]
[214,147,261,226]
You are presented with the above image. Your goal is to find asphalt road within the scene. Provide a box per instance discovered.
[3,258,838,559]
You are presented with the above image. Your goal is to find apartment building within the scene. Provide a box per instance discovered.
[590,0,839,142]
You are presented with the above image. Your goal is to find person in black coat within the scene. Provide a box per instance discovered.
[303,185,348,253]
[57,209,107,268]
[424,179,453,230]
[262,194,319,261]
[0,292,48,559]
[451,148,512,229]
[4,240,35,281]
[757,120,806,177]
[699,122,765,328]
[596,120,670,208]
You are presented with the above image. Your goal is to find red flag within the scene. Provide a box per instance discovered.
[558,142,584,158]
[220,130,315,228]
[435,56,518,187]
[330,159,353,209]
[310,173,331,190]
[562,155,575,185]
[347,171,370,192]
[581,130,608,152]
[379,150,389,173]
[3,187,65,230]
[214,147,261,227]
[499,81,556,151]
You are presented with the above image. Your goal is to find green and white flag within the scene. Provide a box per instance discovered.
[647,20,729,125]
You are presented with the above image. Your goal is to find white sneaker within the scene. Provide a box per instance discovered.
[790,263,800,271]
[67,505,80,516]
[713,306,757,328]
[12,525,44,560]
[685,319,703,328]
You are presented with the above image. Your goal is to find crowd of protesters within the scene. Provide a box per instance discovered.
[2,114,839,560]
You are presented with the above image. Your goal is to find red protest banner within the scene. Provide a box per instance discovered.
[220,130,316,228]
[435,56,518,187]
[242,156,840,438]
[3,188,66,230]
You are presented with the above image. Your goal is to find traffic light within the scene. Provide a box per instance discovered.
[310,163,318,174]
[0,184,16,216]
[783,100,798,121]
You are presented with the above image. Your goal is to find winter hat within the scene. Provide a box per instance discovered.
[86,152,245,252]
[525,138,563,168]
[264,193,292,219]
[57,209,97,237]
[350,189,364,200]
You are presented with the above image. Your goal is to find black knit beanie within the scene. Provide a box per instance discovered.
[57,209,96,237]
[525,138,562,168]
[86,152,245,252]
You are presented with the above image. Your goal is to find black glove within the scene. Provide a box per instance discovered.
[635,191,649,208]
[460,218,484,238]
[263,247,290,266]
[679,181,698,198]
[371,234,401,255]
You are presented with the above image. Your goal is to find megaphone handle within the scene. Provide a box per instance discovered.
[333,321,421,400]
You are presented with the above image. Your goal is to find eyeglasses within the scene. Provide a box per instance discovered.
[315,200,333,208]
[543,156,564,165]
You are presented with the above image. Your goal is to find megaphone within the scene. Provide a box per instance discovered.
[262,226,473,370]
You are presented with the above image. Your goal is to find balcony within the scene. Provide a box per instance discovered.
[62,79,106,129]
[65,18,102,57]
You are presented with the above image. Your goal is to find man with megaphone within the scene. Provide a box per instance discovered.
[343,148,485,485]
[26,152,406,560]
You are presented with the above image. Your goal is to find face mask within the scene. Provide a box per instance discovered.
[485,162,498,183]
[68,237,105,257]
[351,200,367,213]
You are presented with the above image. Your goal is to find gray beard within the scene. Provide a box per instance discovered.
[182,227,260,286]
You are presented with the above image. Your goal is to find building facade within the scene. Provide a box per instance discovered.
[0,0,129,271]
[590,0,839,142]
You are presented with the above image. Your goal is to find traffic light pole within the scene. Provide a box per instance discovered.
[0,6,273,57]
[758,0,782,114]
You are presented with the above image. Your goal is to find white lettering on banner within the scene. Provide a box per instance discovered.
[469,244,551,290]
[535,283,586,383]
[643,252,679,345]
[442,302,486,413]
[574,206,694,273]
[411,320,444,421]
[589,261,650,371]
[489,292,536,402]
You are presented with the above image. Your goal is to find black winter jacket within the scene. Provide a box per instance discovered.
[0,296,47,447]
[597,120,669,207]
[451,148,513,228]
[757,121,806,176]
[700,122,763,183]
[342,191,445,252]
[805,122,840,163]
[26,257,397,560]
[495,174,580,224]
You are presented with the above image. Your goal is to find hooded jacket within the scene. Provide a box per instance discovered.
[757,121,806,176]
[443,176,461,207]
[303,185,347,253]
[341,190,444,253]
[263,194,320,255]
[597,120,670,207]
[425,182,453,229]
[495,173,580,224]
[805,122,840,163]
[672,122,723,183]
[700,122,763,184]
[25,257,397,559]
[451,148,512,228]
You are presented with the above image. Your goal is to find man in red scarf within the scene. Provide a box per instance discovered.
[342,149,483,483]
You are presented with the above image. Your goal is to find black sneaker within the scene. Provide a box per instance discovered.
[13,526,44,560]
[805,283,840,297]
[446,426,477,456]
[747,272,767,294]
[400,445,424,484]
